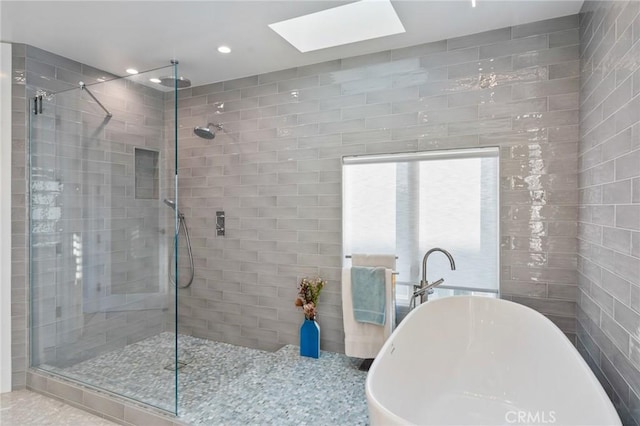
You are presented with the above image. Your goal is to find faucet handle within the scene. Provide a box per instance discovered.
[426,278,445,290]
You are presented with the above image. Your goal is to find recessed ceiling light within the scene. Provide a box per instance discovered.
[471,0,477,7]
[268,0,405,53]
[217,46,231,54]
[149,78,161,84]
[126,68,139,75]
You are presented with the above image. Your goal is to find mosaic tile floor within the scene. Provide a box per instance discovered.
[42,333,369,425]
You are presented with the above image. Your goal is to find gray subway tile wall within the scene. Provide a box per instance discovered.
[166,15,581,354]
[11,43,28,389]
[578,2,640,425]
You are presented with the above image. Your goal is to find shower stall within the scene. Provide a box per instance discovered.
[28,63,182,413]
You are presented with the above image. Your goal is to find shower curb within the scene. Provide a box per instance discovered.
[26,369,187,426]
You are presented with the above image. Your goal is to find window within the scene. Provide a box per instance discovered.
[343,147,500,306]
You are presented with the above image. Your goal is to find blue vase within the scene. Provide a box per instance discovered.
[300,318,320,358]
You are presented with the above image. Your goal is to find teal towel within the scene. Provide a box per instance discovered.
[351,266,386,326]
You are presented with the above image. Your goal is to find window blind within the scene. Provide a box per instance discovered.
[343,147,499,295]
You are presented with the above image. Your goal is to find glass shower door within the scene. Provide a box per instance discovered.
[28,64,179,413]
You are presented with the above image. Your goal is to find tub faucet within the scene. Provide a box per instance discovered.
[411,248,456,307]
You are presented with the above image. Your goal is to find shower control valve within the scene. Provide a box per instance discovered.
[216,211,225,236]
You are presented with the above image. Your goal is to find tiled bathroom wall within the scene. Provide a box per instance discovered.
[170,15,581,353]
[577,2,640,425]
[11,45,172,387]
[11,43,27,389]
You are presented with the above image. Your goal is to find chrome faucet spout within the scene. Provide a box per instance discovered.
[421,247,456,284]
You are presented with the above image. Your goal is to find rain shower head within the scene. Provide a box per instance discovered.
[194,123,223,140]
[159,76,191,89]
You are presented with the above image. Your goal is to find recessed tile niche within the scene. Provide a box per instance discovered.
[135,148,159,200]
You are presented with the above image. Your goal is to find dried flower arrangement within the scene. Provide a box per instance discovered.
[294,277,326,321]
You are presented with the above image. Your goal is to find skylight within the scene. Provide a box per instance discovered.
[268,0,406,53]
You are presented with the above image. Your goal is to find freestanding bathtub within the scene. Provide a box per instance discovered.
[366,296,621,425]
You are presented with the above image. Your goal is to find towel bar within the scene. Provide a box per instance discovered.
[345,255,400,275]
[345,255,398,259]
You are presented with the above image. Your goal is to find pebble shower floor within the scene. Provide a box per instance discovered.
[42,333,369,425]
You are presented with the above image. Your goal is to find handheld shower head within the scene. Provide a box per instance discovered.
[194,123,223,140]
[163,198,184,218]
[163,198,176,210]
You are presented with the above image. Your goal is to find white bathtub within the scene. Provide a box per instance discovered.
[366,296,621,425]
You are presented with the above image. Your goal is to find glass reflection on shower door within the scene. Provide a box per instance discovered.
[28,64,179,413]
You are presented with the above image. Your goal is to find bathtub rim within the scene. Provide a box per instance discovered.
[365,295,620,425]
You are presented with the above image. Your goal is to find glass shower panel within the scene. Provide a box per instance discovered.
[29,65,179,413]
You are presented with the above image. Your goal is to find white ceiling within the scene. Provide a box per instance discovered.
[1,1,583,88]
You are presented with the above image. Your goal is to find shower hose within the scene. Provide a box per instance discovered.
[169,213,195,289]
